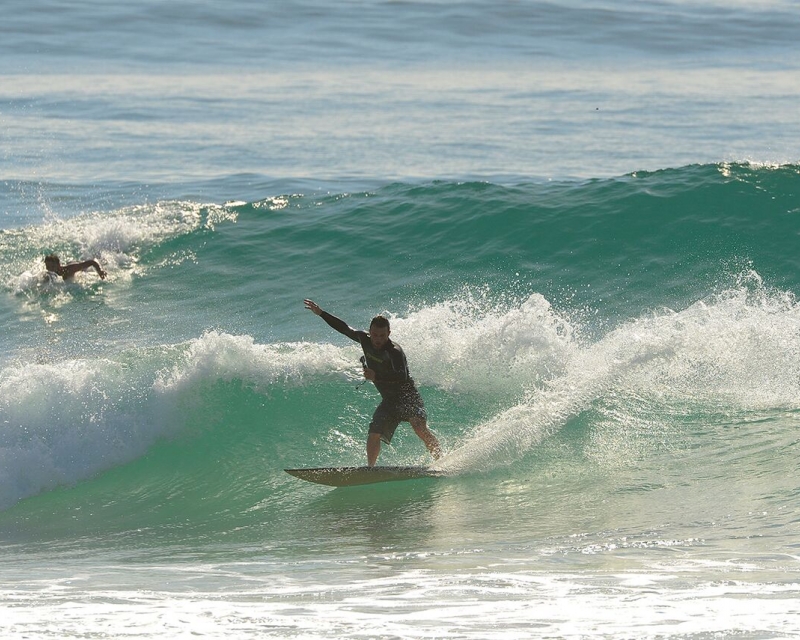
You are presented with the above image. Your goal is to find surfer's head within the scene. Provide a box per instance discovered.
[44,254,61,273]
[369,315,390,349]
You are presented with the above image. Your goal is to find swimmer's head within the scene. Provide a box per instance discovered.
[44,255,61,272]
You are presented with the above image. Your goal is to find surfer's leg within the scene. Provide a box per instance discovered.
[367,432,382,466]
[368,401,400,465]
[410,417,442,460]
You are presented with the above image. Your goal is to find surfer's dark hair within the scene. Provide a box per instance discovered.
[44,254,60,268]
[370,315,390,330]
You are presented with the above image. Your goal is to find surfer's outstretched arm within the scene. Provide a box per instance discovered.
[304,299,362,342]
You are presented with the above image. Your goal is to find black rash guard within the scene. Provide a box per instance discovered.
[320,310,419,401]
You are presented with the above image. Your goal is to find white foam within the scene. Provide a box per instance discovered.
[429,275,800,473]
[394,292,576,398]
[154,330,354,393]
[6,200,238,293]
[3,565,797,640]
[0,356,165,511]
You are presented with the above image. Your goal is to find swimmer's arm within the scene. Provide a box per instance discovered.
[62,260,106,280]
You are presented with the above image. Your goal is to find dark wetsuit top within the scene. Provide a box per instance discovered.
[320,310,426,442]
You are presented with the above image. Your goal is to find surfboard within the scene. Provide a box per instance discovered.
[284,465,444,487]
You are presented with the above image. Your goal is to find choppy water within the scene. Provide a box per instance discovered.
[2,1,800,638]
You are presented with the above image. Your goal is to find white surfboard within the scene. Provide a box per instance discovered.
[284,465,444,487]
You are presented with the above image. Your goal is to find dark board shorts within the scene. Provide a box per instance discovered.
[368,392,427,444]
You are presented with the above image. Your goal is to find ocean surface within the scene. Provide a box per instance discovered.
[2,1,800,638]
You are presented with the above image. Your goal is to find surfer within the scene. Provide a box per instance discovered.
[44,254,106,280]
[304,299,442,466]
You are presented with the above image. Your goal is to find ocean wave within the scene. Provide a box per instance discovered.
[3,268,800,511]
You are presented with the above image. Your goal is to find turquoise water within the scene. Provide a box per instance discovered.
[2,1,800,638]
